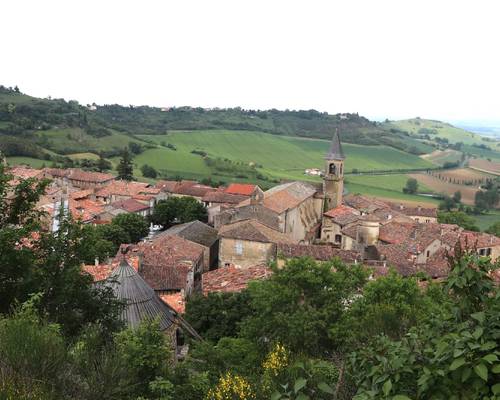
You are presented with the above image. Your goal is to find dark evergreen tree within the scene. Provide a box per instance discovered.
[116,147,134,181]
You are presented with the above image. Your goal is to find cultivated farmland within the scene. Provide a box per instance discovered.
[469,158,500,175]
[409,172,481,205]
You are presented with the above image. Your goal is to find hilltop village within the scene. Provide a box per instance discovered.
[7,131,500,320]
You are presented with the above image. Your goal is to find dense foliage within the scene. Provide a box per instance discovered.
[150,196,208,228]
[437,211,480,231]
[2,163,500,399]
[0,86,431,157]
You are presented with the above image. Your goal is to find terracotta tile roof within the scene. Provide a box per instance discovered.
[202,265,272,294]
[344,194,389,213]
[324,205,360,226]
[82,264,114,281]
[68,169,115,183]
[420,248,450,278]
[216,204,281,231]
[157,221,218,248]
[224,183,257,196]
[8,166,44,180]
[374,244,417,276]
[44,168,115,183]
[238,181,317,214]
[110,198,150,213]
[160,292,185,314]
[70,198,105,223]
[388,203,438,218]
[203,190,248,204]
[459,231,500,249]
[277,243,361,263]
[341,224,358,239]
[132,194,154,201]
[155,180,180,192]
[378,222,417,244]
[174,182,216,197]
[70,189,93,200]
[121,235,205,291]
[219,219,296,244]
[95,180,154,198]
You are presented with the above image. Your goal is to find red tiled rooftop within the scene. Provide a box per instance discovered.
[202,190,248,204]
[110,198,150,213]
[224,183,257,196]
[160,292,185,314]
[202,265,271,294]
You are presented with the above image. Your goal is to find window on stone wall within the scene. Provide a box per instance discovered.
[335,234,342,243]
[235,241,243,255]
[329,163,336,175]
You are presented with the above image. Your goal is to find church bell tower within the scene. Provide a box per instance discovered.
[323,128,345,211]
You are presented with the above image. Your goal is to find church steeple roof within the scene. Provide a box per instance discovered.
[325,128,345,160]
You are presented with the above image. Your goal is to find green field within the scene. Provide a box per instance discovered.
[389,118,486,145]
[5,157,48,168]
[36,128,144,154]
[471,210,500,231]
[138,130,433,181]
[345,174,438,206]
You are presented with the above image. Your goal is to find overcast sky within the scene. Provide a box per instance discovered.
[1,0,499,122]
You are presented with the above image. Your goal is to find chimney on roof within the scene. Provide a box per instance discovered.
[94,257,99,266]
[417,206,422,212]
[399,204,404,210]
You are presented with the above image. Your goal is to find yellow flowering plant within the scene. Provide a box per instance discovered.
[205,371,255,400]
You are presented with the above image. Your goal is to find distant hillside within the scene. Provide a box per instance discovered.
[0,85,429,159]
[1,85,499,171]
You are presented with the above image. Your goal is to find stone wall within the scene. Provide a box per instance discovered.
[219,238,275,268]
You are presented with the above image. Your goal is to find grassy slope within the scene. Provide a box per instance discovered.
[36,128,144,154]
[345,174,438,206]
[388,118,486,145]
[5,157,48,168]
[138,130,433,181]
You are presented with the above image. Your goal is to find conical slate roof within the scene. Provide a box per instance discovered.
[325,129,345,160]
[105,258,176,331]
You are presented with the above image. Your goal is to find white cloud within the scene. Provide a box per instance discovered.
[1,0,498,121]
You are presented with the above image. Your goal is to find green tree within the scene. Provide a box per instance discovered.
[452,190,462,203]
[240,258,368,356]
[438,195,456,211]
[486,221,500,237]
[115,318,172,398]
[97,153,112,172]
[150,197,208,228]
[95,223,131,251]
[350,247,500,400]
[334,271,448,348]
[185,291,253,343]
[438,211,479,231]
[128,141,143,155]
[402,178,418,194]
[0,168,49,314]
[141,164,158,179]
[111,213,149,243]
[116,147,134,181]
